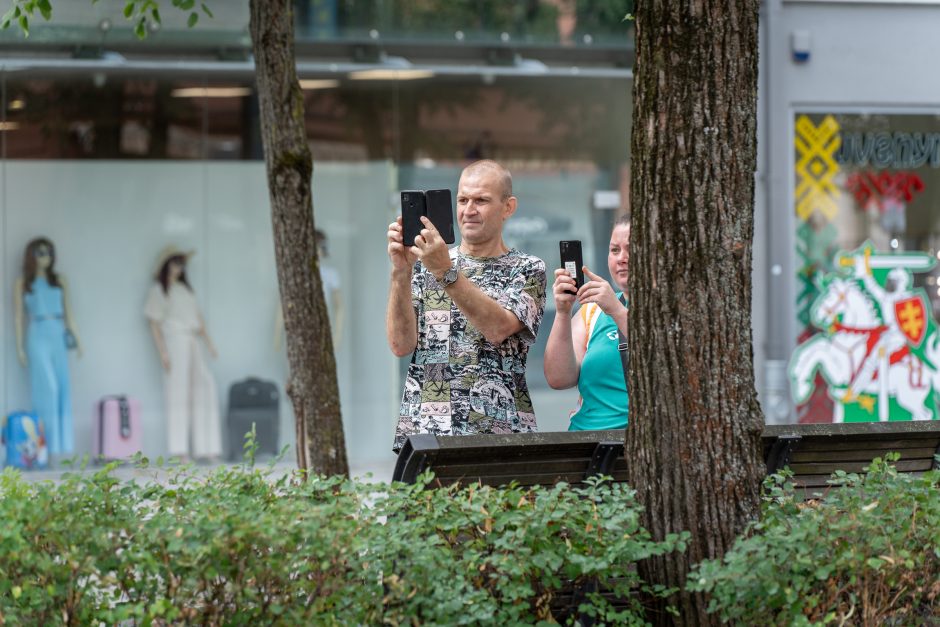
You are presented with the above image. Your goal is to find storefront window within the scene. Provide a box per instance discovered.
[790,111,940,423]
[1,67,629,465]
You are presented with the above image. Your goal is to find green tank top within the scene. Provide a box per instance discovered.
[568,298,629,431]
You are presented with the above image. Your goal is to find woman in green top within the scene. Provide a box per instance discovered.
[544,217,630,430]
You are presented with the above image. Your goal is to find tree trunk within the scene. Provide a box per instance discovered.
[624,1,764,624]
[248,0,348,476]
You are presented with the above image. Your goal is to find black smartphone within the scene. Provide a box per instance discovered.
[559,240,585,288]
[425,188,456,245]
[401,190,427,247]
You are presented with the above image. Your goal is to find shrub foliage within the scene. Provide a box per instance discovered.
[689,454,940,626]
[0,457,686,625]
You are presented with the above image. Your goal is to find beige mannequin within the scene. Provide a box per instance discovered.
[147,252,218,370]
[144,246,221,460]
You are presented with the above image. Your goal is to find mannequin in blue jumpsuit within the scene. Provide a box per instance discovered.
[14,238,82,456]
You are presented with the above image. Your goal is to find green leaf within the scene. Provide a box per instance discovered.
[18,14,28,36]
[201,3,213,18]
[179,0,195,9]
[187,11,198,28]
[36,0,52,20]
[134,17,146,39]
[0,6,14,30]
[124,2,135,18]
[151,8,161,24]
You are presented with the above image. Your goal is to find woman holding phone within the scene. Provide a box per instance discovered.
[544,216,630,430]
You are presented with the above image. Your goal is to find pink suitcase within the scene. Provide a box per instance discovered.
[93,396,142,461]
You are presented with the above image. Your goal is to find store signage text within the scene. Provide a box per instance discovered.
[836,131,940,169]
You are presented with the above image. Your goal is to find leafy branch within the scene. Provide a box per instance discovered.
[1,0,213,38]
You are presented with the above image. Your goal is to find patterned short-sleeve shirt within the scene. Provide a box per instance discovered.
[394,247,547,452]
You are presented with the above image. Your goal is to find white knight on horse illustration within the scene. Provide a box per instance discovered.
[789,241,939,423]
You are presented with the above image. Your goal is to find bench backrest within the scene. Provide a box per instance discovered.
[394,423,940,496]
[763,421,940,499]
[393,430,627,487]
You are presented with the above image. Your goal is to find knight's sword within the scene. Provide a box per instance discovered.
[838,251,936,273]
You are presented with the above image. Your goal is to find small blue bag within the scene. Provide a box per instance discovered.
[2,411,49,470]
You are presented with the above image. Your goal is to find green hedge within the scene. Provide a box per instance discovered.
[689,454,940,626]
[0,458,686,625]
[4,452,936,626]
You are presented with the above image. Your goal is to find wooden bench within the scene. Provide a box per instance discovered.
[392,429,627,487]
[393,423,940,498]
[763,421,940,499]
[392,429,632,624]
[390,423,939,622]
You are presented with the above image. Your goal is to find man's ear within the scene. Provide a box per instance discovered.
[504,196,518,219]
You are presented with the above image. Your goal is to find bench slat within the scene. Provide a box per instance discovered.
[434,472,595,487]
[789,437,940,452]
[431,469,632,487]
[432,458,593,476]
[788,458,932,474]
[790,447,939,462]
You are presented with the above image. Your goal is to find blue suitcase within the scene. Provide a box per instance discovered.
[2,411,49,470]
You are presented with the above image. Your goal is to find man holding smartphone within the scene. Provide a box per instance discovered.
[386,160,547,452]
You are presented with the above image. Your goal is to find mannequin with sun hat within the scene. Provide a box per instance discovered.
[144,245,222,462]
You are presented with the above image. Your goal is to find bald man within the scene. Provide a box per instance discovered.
[386,160,547,452]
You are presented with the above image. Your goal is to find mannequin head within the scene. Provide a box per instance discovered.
[22,237,60,292]
[154,245,194,294]
[157,255,192,294]
[316,229,329,259]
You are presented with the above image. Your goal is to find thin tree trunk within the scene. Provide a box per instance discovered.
[624,1,764,624]
[248,0,348,476]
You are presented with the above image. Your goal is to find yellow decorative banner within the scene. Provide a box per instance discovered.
[795,115,841,222]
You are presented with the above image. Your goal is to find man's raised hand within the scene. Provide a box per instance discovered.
[387,216,418,272]
[413,216,452,279]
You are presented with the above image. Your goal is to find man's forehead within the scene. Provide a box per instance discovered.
[458,171,501,196]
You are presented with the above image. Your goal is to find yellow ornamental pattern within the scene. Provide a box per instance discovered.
[795,115,842,222]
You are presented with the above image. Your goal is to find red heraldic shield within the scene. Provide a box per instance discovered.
[895,296,927,348]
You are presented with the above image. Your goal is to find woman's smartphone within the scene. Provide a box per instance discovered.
[401,190,427,247]
[559,240,585,288]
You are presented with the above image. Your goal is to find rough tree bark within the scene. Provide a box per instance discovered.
[624,1,765,624]
[248,0,348,476]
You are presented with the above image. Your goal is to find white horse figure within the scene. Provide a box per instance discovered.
[790,277,934,422]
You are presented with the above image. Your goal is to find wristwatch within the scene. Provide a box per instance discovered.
[438,264,459,288]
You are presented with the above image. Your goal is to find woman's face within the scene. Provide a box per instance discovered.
[33,244,53,271]
[607,223,630,292]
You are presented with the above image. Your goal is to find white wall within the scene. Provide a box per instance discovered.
[1,160,400,467]
[780,2,940,107]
